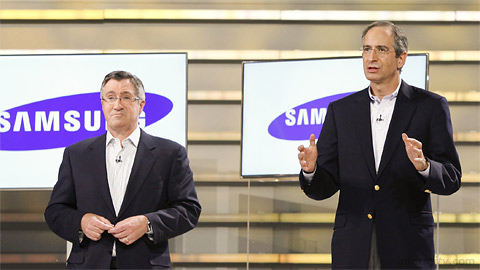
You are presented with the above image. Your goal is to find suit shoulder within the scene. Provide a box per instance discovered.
[65,134,104,151]
[152,136,183,149]
[409,85,447,104]
[141,132,185,153]
[330,88,368,107]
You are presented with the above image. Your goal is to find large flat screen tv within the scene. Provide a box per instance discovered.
[241,54,428,177]
[0,53,187,188]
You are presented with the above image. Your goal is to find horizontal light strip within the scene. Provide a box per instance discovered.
[0,213,45,222]
[195,173,246,182]
[189,131,240,141]
[2,212,478,224]
[1,49,479,62]
[280,10,458,22]
[172,253,480,265]
[1,253,479,265]
[188,131,480,143]
[170,253,332,264]
[198,213,480,224]
[0,9,103,20]
[0,254,66,264]
[435,91,480,102]
[456,11,480,21]
[189,91,242,102]
[188,90,480,103]
[195,173,479,184]
[199,213,336,223]
[462,173,480,183]
[453,132,480,142]
[0,9,479,22]
[105,9,282,21]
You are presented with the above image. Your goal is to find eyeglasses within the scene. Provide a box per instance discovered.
[362,46,392,56]
[102,96,141,104]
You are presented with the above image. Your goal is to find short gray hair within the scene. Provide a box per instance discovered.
[362,21,408,58]
[100,70,145,100]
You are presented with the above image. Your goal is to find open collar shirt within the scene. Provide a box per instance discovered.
[304,79,429,179]
[106,126,140,216]
[369,81,400,173]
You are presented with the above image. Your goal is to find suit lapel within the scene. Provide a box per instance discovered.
[87,133,116,217]
[117,130,156,218]
[377,81,416,178]
[352,88,377,180]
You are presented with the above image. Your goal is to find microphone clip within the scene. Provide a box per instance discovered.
[376,114,384,122]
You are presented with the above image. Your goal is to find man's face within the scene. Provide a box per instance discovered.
[362,26,406,85]
[101,79,145,134]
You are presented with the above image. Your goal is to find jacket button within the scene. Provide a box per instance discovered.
[374,185,380,191]
[367,214,373,220]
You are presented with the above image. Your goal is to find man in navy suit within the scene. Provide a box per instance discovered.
[297,21,461,269]
[45,71,201,269]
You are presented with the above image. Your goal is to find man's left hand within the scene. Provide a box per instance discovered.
[402,133,429,171]
[108,215,149,245]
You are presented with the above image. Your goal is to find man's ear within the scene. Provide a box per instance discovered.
[397,51,407,70]
[139,100,146,113]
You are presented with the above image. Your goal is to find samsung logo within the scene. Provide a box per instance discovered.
[268,92,354,140]
[0,93,172,151]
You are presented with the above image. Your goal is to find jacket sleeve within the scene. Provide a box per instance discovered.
[44,147,87,246]
[299,103,341,200]
[145,146,201,244]
[423,97,461,195]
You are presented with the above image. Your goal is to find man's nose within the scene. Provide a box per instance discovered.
[369,50,379,60]
[113,98,123,108]
[365,52,378,62]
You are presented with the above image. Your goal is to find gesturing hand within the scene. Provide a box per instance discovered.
[298,134,318,173]
[80,213,114,241]
[402,133,429,171]
[108,215,149,245]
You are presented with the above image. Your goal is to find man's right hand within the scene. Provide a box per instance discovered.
[80,213,114,241]
[298,134,318,173]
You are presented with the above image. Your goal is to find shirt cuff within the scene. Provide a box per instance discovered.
[418,165,430,177]
[418,159,431,177]
[302,166,316,184]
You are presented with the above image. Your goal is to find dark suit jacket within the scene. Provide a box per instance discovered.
[299,81,461,269]
[45,129,201,269]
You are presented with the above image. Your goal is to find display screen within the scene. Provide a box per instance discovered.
[242,54,428,177]
[0,53,187,188]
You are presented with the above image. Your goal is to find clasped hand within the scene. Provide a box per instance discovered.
[81,213,149,245]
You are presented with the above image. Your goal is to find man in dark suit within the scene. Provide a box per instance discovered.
[45,71,201,269]
[297,21,461,269]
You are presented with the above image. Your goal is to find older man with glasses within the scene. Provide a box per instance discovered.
[45,70,201,269]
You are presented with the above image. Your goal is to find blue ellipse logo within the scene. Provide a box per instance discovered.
[268,92,354,140]
[0,92,173,151]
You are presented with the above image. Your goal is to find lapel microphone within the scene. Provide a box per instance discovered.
[376,114,384,122]
[115,156,122,163]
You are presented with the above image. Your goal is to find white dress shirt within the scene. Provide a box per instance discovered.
[106,126,140,215]
[106,126,140,257]
[304,81,429,180]
[369,83,400,173]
